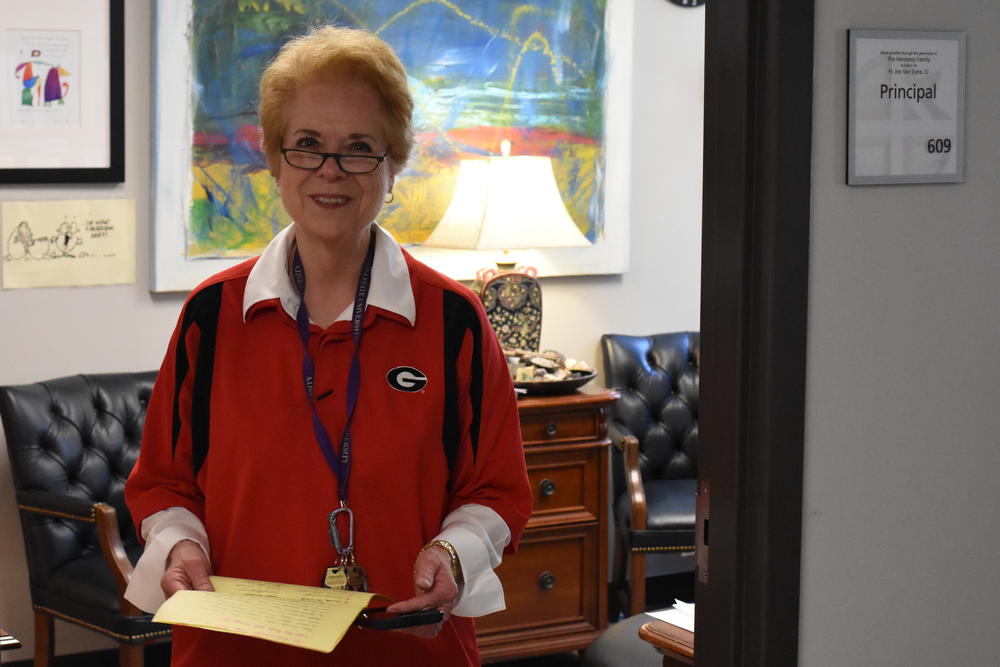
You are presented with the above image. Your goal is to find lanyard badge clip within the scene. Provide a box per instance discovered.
[323,503,369,592]
[328,503,355,563]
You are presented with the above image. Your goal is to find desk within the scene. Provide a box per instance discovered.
[639,620,695,666]
[0,630,20,651]
[476,388,617,663]
[1,629,21,665]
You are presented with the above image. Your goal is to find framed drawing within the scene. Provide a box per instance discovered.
[0,0,124,184]
[151,0,631,292]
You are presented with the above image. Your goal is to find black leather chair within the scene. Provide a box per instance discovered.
[0,372,170,667]
[601,332,700,617]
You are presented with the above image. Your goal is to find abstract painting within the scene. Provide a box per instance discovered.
[152,0,631,291]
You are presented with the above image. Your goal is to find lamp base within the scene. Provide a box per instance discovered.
[476,264,542,352]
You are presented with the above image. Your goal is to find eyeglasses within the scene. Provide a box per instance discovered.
[280,147,389,174]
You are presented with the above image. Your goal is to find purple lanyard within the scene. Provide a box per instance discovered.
[290,227,376,503]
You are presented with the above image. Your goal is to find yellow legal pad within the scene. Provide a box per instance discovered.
[153,576,382,653]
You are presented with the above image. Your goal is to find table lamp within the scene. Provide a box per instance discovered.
[422,140,591,350]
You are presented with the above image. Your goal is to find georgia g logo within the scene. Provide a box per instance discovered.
[386,366,428,392]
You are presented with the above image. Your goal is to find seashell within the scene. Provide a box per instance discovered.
[529,356,560,370]
[507,346,595,383]
[514,366,536,382]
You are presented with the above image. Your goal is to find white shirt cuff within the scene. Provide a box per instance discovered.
[123,504,510,617]
[123,507,210,613]
[436,504,512,617]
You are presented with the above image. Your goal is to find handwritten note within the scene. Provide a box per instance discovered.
[2,199,135,288]
[152,576,381,653]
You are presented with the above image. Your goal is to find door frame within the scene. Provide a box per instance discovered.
[695,1,815,664]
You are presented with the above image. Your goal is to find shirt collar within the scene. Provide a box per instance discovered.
[242,223,416,326]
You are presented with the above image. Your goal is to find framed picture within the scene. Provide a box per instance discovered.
[151,0,631,292]
[0,0,124,184]
[847,29,966,185]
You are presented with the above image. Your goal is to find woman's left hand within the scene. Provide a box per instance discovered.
[385,545,460,637]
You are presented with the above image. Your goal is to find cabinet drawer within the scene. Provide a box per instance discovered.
[520,409,601,445]
[476,525,600,636]
[526,447,601,526]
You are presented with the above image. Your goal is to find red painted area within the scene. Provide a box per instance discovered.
[193,132,229,147]
[192,125,261,150]
[236,124,262,147]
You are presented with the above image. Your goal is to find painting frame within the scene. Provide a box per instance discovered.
[0,0,124,184]
[151,0,631,293]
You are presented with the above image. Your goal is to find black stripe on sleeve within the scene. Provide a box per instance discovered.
[442,290,485,473]
[170,283,223,477]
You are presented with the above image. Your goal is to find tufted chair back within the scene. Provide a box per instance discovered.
[602,332,699,499]
[0,371,168,666]
[601,332,700,617]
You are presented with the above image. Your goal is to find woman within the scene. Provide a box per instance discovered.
[125,26,532,666]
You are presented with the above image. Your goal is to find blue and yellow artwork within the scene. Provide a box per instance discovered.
[186,0,607,259]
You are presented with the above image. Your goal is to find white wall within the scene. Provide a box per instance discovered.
[0,0,703,659]
[542,1,704,363]
[800,2,1000,665]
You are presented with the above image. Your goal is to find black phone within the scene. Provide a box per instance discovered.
[356,607,444,630]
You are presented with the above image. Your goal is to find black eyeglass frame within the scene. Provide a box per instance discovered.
[279,147,390,174]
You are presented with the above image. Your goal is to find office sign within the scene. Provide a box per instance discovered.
[848,30,966,185]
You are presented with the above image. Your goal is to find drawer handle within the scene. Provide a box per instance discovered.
[539,478,558,497]
[545,422,558,437]
[539,571,557,590]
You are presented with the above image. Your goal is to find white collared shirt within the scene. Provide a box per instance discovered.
[241,223,416,326]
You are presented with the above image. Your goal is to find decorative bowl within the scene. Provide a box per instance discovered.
[514,370,598,396]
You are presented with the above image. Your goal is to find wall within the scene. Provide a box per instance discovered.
[800,1,1000,665]
[0,0,703,659]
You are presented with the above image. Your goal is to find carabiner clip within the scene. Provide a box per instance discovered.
[328,504,354,558]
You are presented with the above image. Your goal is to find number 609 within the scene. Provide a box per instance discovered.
[927,138,952,154]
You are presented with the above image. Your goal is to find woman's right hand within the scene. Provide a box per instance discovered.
[161,539,214,598]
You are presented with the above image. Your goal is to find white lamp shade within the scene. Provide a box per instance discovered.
[423,155,592,250]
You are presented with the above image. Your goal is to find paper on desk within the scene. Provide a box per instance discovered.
[152,576,379,653]
[647,599,695,632]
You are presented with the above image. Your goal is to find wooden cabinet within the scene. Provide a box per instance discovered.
[476,388,618,663]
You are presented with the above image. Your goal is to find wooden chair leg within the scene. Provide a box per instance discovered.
[33,609,54,667]
[628,549,647,617]
[119,643,144,667]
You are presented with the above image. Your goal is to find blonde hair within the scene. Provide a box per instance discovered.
[258,25,414,177]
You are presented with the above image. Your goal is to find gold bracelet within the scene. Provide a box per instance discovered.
[421,539,464,589]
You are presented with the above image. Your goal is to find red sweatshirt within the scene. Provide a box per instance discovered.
[126,228,531,666]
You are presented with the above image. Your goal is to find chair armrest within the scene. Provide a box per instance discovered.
[16,488,96,521]
[615,435,648,531]
[93,504,137,605]
[16,489,141,615]
[607,422,629,501]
